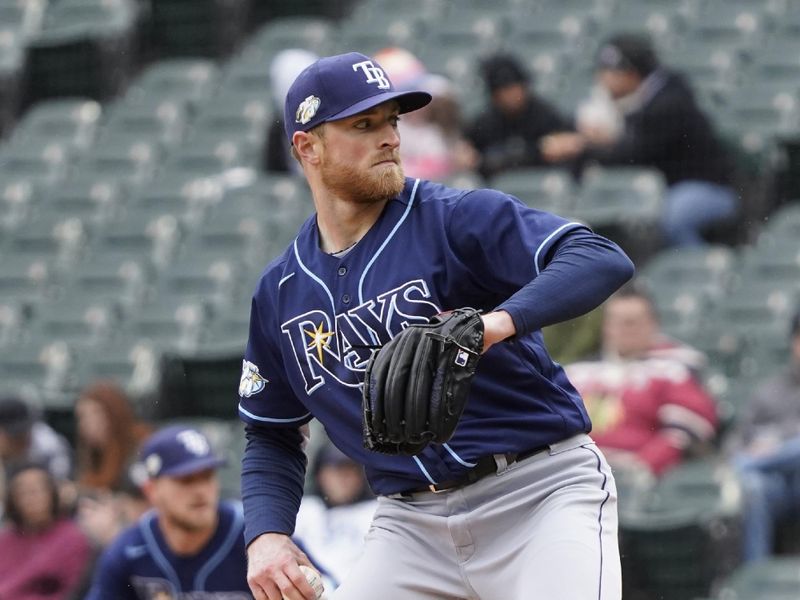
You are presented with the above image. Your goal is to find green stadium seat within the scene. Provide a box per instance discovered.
[509,7,597,57]
[92,211,183,272]
[102,96,189,148]
[0,138,75,185]
[0,29,25,138]
[573,166,665,230]
[71,337,162,404]
[489,168,577,214]
[147,0,250,58]
[125,59,219,113]
[661,41,741,87]
[181,212,270,267]
[243,17,335,57]
[192,95,272,150]
[0,254,53,305]
[165,136,254,174]
[425,12,509,54]
[77,137,161,186]
[0,339,77,404]
[761,201,800,238]
[154,250,245,310]
[0,297,28,348]
[26,0,138,101]
[620,459,744,600]
[713,556,800,600]
[128,171,224,226]
[0,175,40,233]
[739,238,800,289]
[61,252,152,311]
[41,174,125,225]
[0,0,46,40]
[337,13,426,56]
[684,6,765,53]
[7,214,89,265]
[123,296,209,353]
[11,98,102,151]
[27,298,120,346]
[638,245,737,296]
[676,318,747,379]
[599,3,684,47]
[201,306,251,354]
[746,42,800,86]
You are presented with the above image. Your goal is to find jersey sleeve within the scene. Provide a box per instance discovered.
[238,288,313,428]
[84,542,137,600]
[447,188,589,293]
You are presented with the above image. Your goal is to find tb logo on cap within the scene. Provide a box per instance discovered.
[352,60,390,90]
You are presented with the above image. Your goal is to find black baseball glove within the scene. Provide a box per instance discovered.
[362,307,485,455]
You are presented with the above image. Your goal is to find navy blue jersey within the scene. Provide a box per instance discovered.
[85,501,250,600]
[239,178,595,494]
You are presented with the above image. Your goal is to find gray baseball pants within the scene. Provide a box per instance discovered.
[332,434,621,600]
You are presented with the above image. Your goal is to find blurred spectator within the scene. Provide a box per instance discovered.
[726,310,800,562]
[264,48,319,174]
[74,380,151,493]
[565,284,719,477]
[372,47,478,180]
[294,442,377,583]
[0,462,92,600]
[466,53,571,179]
[541,33,737,247]
[0,395,72,482]
[86,424,332,598]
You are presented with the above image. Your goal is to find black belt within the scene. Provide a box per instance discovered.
[401,445,550,496]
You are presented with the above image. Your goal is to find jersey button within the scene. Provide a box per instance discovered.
[337,266,347,276]
[342,294,351,304]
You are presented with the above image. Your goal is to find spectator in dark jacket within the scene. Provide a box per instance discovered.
[542,33,738,247]
[466,53,571,179]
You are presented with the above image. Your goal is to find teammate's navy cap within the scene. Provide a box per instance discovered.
[139,425,226,479]
[283,51,432,142]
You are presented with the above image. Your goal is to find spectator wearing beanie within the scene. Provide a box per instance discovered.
[466,53,572,179]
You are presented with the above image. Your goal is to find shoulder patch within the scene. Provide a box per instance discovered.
[239,360,268,398]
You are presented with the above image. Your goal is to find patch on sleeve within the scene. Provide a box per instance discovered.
[239,359,268,398]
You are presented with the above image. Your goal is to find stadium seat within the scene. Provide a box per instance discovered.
[180,212,270,268]
[761,201,800,239]
[26,0,138,101]
[6,214,89,266]
[154,250,245,311]
[77,136,161,186]
[620,459,744,600]
[92,211,183,272]
[573,166,665,230]
[0,28,25,139]
[661,41,741,88]
[125,59,220,113]
[0,297,28,348]
[201,305,251,353]
[127,171,224,227]
[147,0,251,58]
[0,254,53,306]
[337,13,425,56]
[745,42,800,87]
[489,168,577,214]
[683,6,765,54]
[0,138,75,185]
[102,96,189,149]
[0,0,47,40]
[0,175,40,233]
[191,94,272,150]
[26,297,120,346]
[0,339,77,404]
[41,173,125,225]
[123,296,209,353]
[638,245,737,297]
[60,251,153,312]
[11,98,102,152]
[713,556,800,600]
[243,17,335,58]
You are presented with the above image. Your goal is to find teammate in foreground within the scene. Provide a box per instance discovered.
[239,52,635,600]
[86,425,326,599]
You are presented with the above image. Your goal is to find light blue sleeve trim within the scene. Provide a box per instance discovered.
[358,178,420,305]
[533,221,585,275]
[278,272,295,288]
[412,455,437,485]
[238,403,311,423]
[194,504,245,590]
[443,443,477,468]
[140,513,182,594]
[293,238,335,315]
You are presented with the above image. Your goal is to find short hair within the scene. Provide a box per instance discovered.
[4,462,60,529]
[607,281,659,320]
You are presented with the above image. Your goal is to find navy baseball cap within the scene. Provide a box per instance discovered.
[284,51,432,142]
[139,425,226,479]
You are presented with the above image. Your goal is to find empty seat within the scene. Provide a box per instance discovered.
[61,252,152,311]
[11,97,102,151]
[0,175,40,232]
[0,297,30,347]
[128,171,224,227]
[6,214,88,265]
[125,59,219,113]
[0,339,76,399]
[92,212,183,271]
[124,297,209,353]
[713,556,800,600]
[41,173,125,225]
[574,167,665,228]
[77,137,161,186]
[639,245,737,296]
[165,137,253,174]
[155,250,245,310]
[27,298,119,346]
[71,336,162,400]
[192,95,272,149]
[0,138,74,185]
[102,96,189,148]
[0,254,53,304]
[489,168,577,214]
[243,17,334,57]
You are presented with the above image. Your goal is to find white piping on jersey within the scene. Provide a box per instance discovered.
[533,222,583,275]
[278,272,295,288]
[294,238,336,315]
[443,443,478,468]
[140,512,182,593]
[412,455,438,485]
[194,504,244,590]
[238,403,311,423]
[357,178,421,305]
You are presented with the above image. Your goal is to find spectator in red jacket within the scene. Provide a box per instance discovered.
[565,283,719,476]
[0,463,93,600]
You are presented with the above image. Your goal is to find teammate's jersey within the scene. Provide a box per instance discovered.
[239,178,593,494]
[85,501,250,600]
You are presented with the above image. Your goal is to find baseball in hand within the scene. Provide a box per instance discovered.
[300,565,325,599]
